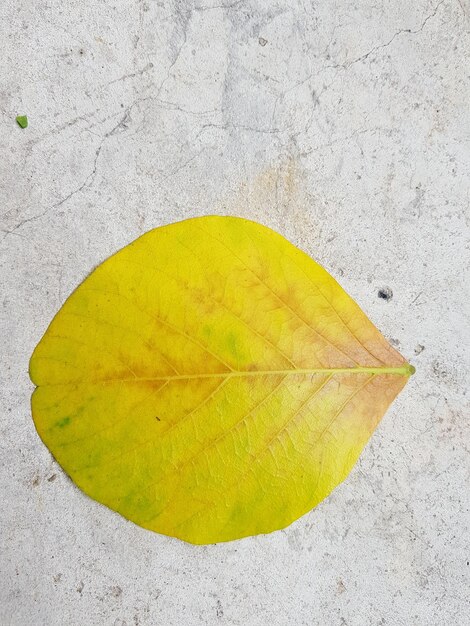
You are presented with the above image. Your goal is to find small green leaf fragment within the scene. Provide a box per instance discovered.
[16,115,28,128]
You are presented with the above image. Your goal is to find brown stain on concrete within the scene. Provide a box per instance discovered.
[217,158,320,238]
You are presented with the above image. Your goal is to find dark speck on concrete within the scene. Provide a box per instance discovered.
[378,287,393,301]
[47,474,57,482]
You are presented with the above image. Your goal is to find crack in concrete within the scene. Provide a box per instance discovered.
[267,0,448,139]
[155,26,188,102]
[102,63,154,90]
[1,25,200,241]
[333,0,447,70]
[1,98,151,241]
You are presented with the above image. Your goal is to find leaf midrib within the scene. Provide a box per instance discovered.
[105,365,414,382]
[33,364,414,388]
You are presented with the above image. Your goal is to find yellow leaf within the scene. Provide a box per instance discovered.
[30,216,414,544]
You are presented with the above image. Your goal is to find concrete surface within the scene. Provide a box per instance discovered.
[1,0,469,624]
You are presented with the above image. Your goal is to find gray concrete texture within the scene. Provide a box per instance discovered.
[1,0,469,624]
